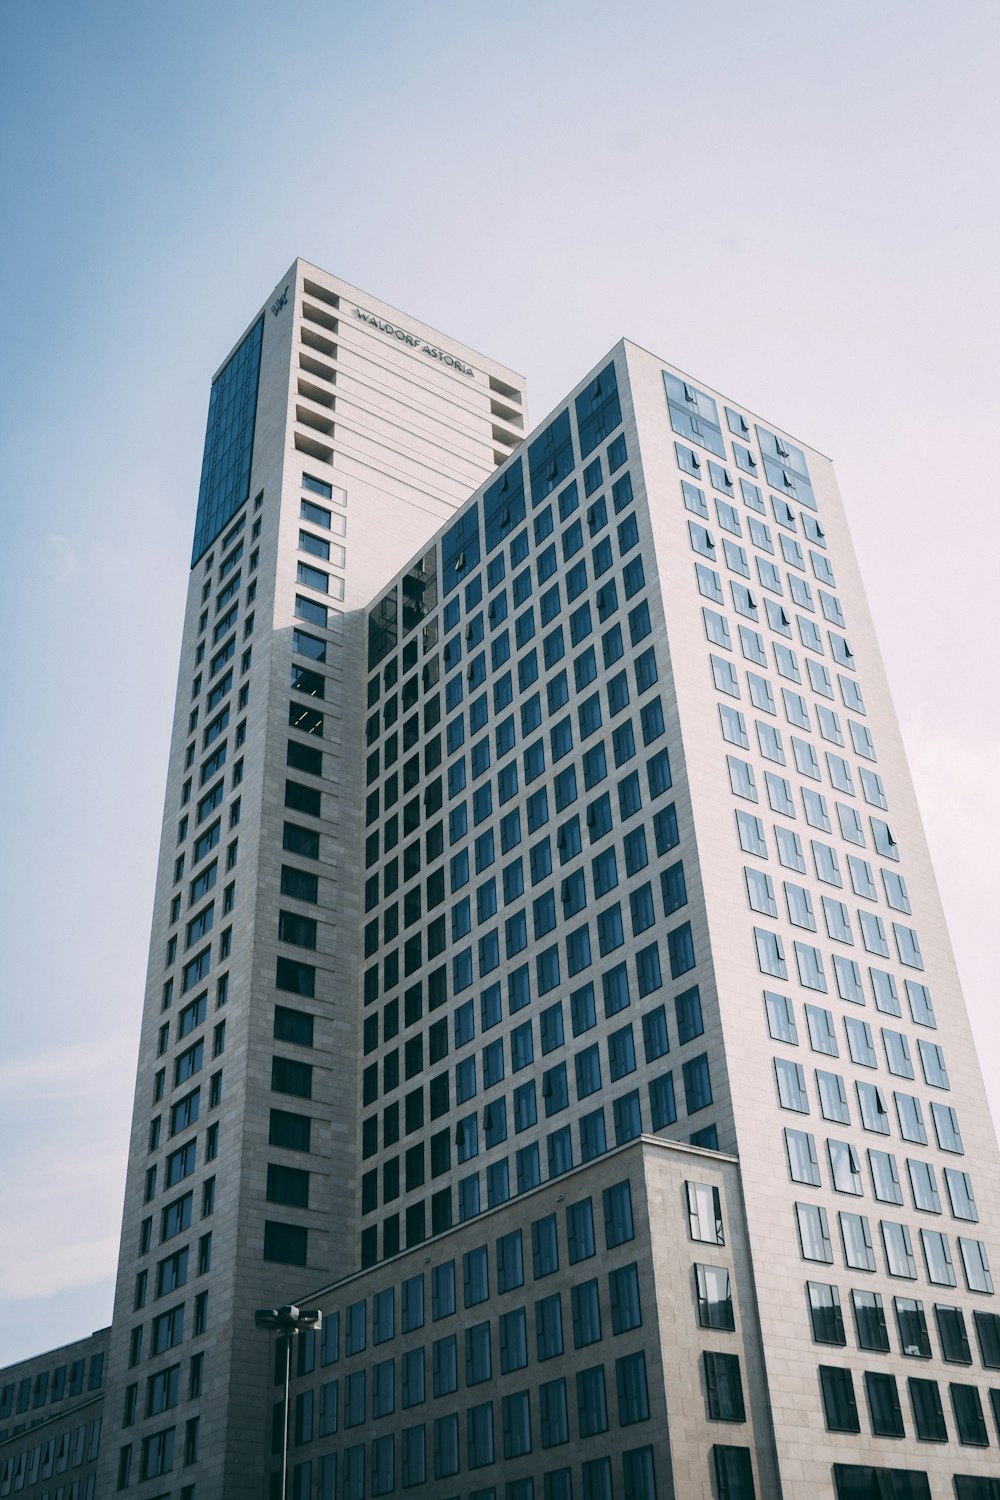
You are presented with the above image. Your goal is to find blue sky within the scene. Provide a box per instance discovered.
[1,0,997,1365]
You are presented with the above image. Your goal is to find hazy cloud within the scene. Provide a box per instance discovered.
[46,533,82,583]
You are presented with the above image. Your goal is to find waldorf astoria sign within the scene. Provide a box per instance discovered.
[352,306,475,377]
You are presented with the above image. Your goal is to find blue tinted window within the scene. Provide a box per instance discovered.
[636,942,661,996]
[563,520,584,561]
[675,985,703,1042]
[442,505,481,598]
[192,315,264,564]
[668,922,695,977]
[571,983,596,1035]
[683,1054,712,1113]
[575,362,622,459]
[484,459,526,555]
[558,481,579,522]
[650,1072,677,1129]
[612,472,634,514]
[529,410,575,506]
[756,426,816,509]
[580,1109,607,1162]
[603,963,630,1016]
[663,372,725,457]
[534,506,553,545]
[593,536,614,575]
[583,458,603,496]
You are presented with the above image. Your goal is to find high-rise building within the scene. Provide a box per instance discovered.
[2,260,998,1500]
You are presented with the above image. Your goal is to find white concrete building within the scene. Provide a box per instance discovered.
[3,263,998,1500]
[94,260,527,1500]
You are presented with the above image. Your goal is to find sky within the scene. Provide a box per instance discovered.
[0,0,997,1367]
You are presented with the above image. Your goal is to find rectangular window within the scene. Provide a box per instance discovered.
[819,1366,859,1432]
[895,1297,931,1357]
[864,1371,904,1437]
[852,1290,889,1352]
[796,1202,832,1263]
[604,1180,635,1246]
[950,1383,988,1446]
[576,1364,608,1438]
[704,1351,745,1422]
[698,1264,735,1331]
[687,1181,724,1244]
[908,1377,947,1441]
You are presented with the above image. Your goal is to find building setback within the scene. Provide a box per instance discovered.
[2,260,998,1500]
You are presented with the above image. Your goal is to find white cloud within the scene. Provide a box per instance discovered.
[0,1036,135,1102]
[46,533,82,583]
[0,1238,121,1300]
[0,1040,133,1303]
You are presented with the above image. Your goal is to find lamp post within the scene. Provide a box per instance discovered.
[254,1305,322,1500]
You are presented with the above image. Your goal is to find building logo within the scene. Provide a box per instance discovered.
[353,306,474,376]
[271,286,289,317]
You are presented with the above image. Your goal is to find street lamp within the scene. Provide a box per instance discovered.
[254,1305,322,1500]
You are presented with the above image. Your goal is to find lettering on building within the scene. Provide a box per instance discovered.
[353,306,474,376]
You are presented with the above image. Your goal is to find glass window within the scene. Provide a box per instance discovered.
[973,1309,1000,1368]
[538,1378,570,1453]
[857,1081,890,1134]
[664,375,725,456]
[805,1004,838,1057]
[816,1069,849,1124]
[576,1365,608,1438]
[818,1366,859,1433]
[463,1246,489,1306]
[844,1015,875,1067]
[467,1400,495,1467]
[604,1181,635,1246]
[908,1377,947,1441]
[496,1230,524,1293]
[765,991,797,1044]
[711,1446,756,1500]
[864,1371,904,1437]
[957,1237,993,1293]
[895,1297,931,1358]
[499,1307,527,1374]
[531,1214,559,1277]
[869,1149,903,1206]
[881,1219,917,1279]
[944,1168,978,1223]
[796,1202,832,1263]
[737,809,767,856]
[432,1335,457,1400]
[566,1198,596,1263]
[535,1293,564,1361]
[697,1265,735,1331]
[431,1261,455,1321]
[828,1138,863,1195]
[840,1211,875,1271]
[616,1351,651,1428]
[572,1279,602,1348]
[686,1181,724,1244]
[909,1160,942,1215]
[934,1304,971,1363]
[950,1383,988,1446]
[775,1057,809,1112]
[785,1127,820,1186]
[852,1289,889,1352]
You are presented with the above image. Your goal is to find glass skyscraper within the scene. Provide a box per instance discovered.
[1,259,997,1500]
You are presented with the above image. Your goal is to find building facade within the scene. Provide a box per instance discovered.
[2,262,998,1500]
[0,1332,108,1500]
